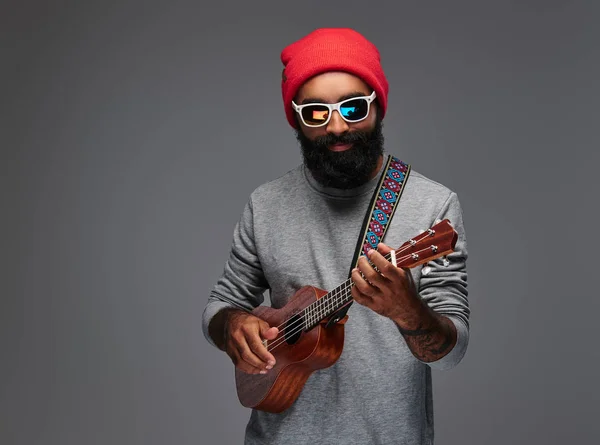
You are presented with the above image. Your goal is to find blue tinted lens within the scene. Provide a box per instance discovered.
[340,98,368,121]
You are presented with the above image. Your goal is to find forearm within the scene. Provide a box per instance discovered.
[392,297,457,363]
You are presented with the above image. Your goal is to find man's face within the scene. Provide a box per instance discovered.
[294,71,384,189]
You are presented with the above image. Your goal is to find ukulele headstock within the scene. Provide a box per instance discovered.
[393,219,458,269]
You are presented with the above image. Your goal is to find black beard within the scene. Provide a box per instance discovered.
[295,117,384,189]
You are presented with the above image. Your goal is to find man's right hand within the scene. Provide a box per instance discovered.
[221,310,279,375]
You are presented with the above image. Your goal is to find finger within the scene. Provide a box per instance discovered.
[368,249,400,280]
[249,330,277,367]
[357,255,381,287]
[258,324,279,364]
[351,277,372,306]
[358,255,389,289]
[236,330,272,371]
[237,344,270,374]
[352,267,378,298]
[234,355,263,375]
[376,243,394,256]
[228,343,263,375]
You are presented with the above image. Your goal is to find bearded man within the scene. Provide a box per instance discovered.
[202,28,470,445]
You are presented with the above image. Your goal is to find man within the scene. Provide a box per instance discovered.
[202,28,470,444]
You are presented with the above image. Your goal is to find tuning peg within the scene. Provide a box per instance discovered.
[422,265,432,276]
[441,256,450,267]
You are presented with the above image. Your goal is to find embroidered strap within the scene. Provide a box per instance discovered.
[326,155,411,326]
[349,155,411,271]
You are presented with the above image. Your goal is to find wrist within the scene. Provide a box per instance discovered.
[392,303,437,335]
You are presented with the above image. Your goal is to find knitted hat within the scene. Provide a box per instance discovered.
[280,28,388,129]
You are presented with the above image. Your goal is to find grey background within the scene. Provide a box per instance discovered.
[2,0,599,444]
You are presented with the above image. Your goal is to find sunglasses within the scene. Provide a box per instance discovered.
[292,91,376,127]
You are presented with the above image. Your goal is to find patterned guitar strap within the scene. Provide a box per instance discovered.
[325,155,411,327]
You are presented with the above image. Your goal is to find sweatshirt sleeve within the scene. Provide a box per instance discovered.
[202,196,269,348]
[416,192,470,371]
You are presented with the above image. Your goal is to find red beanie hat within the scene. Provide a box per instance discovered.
[281,28,389,129]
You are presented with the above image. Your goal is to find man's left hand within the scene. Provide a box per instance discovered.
[351,243,420,321]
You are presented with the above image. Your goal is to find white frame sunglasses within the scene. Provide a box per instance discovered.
[292,91,377,127]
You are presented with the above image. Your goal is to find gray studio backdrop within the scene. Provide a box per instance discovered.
[2,1,599,444]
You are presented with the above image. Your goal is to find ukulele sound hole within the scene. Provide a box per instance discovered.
[284,314,304,345]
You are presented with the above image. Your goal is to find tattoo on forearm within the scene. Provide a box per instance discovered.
[399,317,456,362]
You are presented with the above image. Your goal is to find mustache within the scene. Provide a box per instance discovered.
[311,130,370,148]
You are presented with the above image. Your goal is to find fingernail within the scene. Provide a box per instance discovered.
[260,370,267,374]
[266,365,273,370]
[268,360,275,366]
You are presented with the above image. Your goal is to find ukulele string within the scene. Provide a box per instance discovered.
[266,226,444,336]
[267,244,413,333]
[265,283,354,353]
[264,246,408,348]
[265,245,424,353]
[265,245,439,354]
[265,279,357,353]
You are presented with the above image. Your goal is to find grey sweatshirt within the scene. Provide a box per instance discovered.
[202,156,470,445]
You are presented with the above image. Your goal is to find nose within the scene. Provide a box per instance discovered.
[326,110,350,135]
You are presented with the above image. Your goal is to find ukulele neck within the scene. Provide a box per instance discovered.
[300,220,457,331]
[302,278,355,329]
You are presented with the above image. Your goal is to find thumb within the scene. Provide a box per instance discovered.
[260,322,279,340]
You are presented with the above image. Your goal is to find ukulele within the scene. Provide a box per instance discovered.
[235,219,458,413]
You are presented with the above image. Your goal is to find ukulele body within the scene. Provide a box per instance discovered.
[234,219,458,413]
[235,285,347,413]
